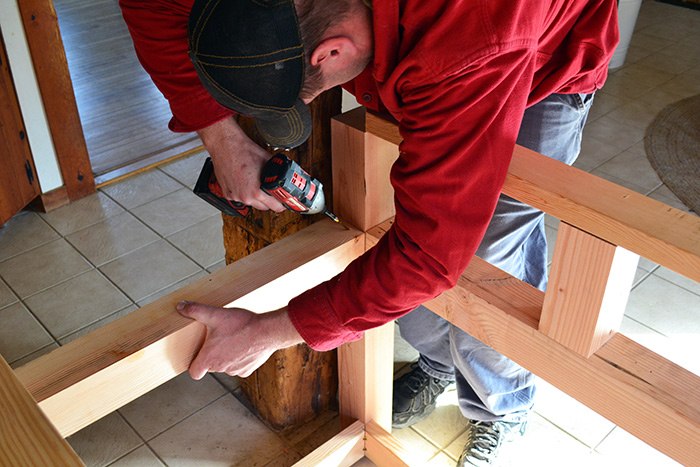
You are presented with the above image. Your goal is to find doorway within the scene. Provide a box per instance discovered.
[54,0,201,184]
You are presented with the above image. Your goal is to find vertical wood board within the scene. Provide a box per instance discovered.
[0,355,83,466]
[540,222,639,356]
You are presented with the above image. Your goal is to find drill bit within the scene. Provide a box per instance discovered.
[323,210,349,230]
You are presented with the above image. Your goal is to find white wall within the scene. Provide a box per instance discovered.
[0,0,63,193]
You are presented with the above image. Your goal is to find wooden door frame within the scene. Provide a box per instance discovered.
[17,0,94,207]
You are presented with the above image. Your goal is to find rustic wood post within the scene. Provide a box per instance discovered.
[222,88,342,431]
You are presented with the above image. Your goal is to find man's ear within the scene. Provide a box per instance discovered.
[310,36,359,73]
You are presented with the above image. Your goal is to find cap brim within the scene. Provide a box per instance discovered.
[254,99,312,149]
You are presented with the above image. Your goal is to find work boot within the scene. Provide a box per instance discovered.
[392,363,452,429]
[456,419,528,466]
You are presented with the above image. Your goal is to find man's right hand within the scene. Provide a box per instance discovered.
[197,117,286,212]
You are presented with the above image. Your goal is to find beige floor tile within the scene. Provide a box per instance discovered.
[67,412,143,467]
[640,19,699,43]
[574,135,623,172]
[583,116,646,151]
[0,279,18,309]
[605,100,666,130]
[0,302,54,363]
[166,215,225,268]
[39,191,125,236]
[0,239,92,298]
[210,373,240,392]
[23,270,131,339]
[595,426,682,467]
[59,305,138,345]
[626,274,700,336]
[136,270,209,307]
[99,240,201,302]
[148,394,287,466]
[100,170,183,210]
[532,379,615,448]
[654,266,700,297]
[587,91,628,121]
[119,373,227,440]
[629,31,677,54]
[411,389,467,448]
[158,150,209,189]
[67,212,160,266]
[600,71,660,101]
[391,426,441,464]
[595,149,662,192]
[206,259,226,273]
[109,445,165,467]
[620,44,654,66]
[131,188,219,237]
[426,452,457,466]
[0,211,59,262]
[10,342,59,369]
[636,50,697,75]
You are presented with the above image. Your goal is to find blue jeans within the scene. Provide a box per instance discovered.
[397,92,595,423]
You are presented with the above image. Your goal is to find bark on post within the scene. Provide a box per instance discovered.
[222,88,342,431]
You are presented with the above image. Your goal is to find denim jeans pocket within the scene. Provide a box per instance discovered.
[553,92,594,112]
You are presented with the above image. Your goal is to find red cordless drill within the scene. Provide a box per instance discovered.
[194,154,341,224]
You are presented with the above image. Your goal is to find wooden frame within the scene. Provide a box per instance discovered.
[16,0,95,202]
[2,107,700,466]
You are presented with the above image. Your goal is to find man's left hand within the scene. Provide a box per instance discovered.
[176,302,303,380]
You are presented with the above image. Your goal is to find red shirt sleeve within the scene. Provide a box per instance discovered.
[288,48,536,351]
[119,0,234,132]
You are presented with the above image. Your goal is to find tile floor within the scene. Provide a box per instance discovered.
[2,1,699,465]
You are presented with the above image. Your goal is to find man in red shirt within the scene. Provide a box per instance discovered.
[121,0,618,464]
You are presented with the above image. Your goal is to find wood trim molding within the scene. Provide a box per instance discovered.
[17,0,95,201]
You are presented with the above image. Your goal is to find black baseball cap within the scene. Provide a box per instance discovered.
[188,0,312,148]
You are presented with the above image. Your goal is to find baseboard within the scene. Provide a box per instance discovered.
[31,186,70,213]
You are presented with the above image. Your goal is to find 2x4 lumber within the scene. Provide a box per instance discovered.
[363,112,700,284]
[338,323,395,431]
[539,222,640,357]
[364,421,415,467]
[291,420,365,467]
[331,109,399,231]
[0,355,83,466]
[421,255,700,467]
[15,220,364,437]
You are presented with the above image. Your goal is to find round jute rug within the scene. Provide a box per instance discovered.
[644,94,700,215]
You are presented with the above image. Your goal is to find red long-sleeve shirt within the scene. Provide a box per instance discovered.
[120,0,619,351]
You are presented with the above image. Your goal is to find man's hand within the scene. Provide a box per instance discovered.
[197,117,286,212]
[176,302,304,380]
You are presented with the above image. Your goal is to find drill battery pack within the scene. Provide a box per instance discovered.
[194,157,250,217]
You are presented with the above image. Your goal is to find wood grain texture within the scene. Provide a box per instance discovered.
[291,420,365,467]
[331,109,398,231]
[18,0,95,200]
[225,88,343,430]
[363,111,700,284]
[0,40,41,225]
[423,256,700,467]
[539,223,639,357]
[364,421,414,467]
[0,355,83,466]
[338,323,394,432]
[15,220,363,437]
